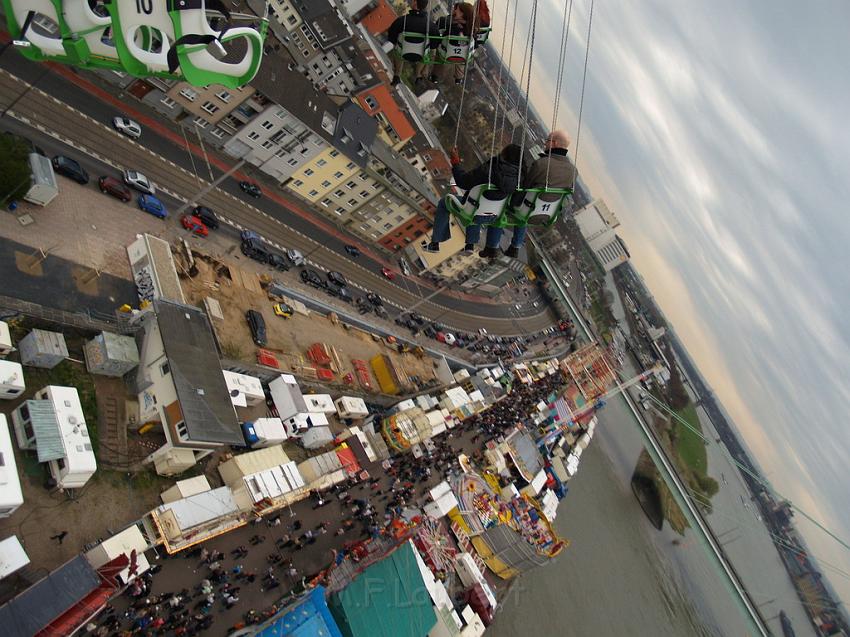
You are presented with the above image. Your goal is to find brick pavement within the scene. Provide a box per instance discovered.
[91,374,567,635]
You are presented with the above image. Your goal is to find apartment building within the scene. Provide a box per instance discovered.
[163,82,257,127]
[355,83,416,148]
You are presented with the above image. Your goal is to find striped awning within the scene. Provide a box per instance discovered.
[26,400,65,463]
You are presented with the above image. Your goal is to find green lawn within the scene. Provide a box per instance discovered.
[675,403,707,476]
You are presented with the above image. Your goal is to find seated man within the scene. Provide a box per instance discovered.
[387,0,436,85]
[483,129,576,258]
[425,144,525,254]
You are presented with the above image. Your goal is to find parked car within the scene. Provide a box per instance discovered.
[98,175,131,202]
[423,325,437,338]
[267,253,290,271]
[273,303,293,318]
[241,229,261,242]
[180,214,208,237]
[380,267,396,280]
[366,292,382,306]
[300,269,324,288]
[337,286,353,303]
[137,194,167,218]
[286,248,305,266]
[239,181,262,198]
[326,271,347,287]
[443,333,457,346]
[112,117,141,139]
[193,205,219,230]
[123,170,154,194]
[245,309,267,346]
[344,244,360,257]
[52,155,89,184]
[398,258,411,276]
[241,238,271,263]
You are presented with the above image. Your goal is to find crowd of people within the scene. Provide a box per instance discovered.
[83,371,566,636]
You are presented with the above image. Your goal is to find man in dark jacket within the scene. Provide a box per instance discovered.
[387,0,435,85]
[484,129,576,258]
[424,144,525,254]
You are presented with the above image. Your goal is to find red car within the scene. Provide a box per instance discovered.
[98,175,131,202]
[381,267,396,280]
[181,215,209,237]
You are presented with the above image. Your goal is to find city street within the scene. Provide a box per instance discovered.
[0,54,558,336]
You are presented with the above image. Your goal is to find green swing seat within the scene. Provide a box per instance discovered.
[398,31,476,65]
[445,185,573,230]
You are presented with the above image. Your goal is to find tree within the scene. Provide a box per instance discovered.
[0,134,32,205]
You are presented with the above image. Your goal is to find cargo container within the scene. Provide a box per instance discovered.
[18,329,68,369]
[370,354,400,395]
[23,153,59,206]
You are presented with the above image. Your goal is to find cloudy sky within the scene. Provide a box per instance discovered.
[490,0,850,604]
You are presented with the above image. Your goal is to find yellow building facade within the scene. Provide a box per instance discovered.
[285,148,361,204]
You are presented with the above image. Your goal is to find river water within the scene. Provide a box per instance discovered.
[487,275,815,636]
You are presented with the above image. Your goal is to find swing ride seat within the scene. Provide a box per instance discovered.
[436,33,474,64]
[3,0,67,59]
[474,26,492,47]
[445,184,511,228]
[399,31,429,62]
[61,0,123,68]
[511,188,573,227]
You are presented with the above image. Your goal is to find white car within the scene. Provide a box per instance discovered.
[123,170,155,194]
[443,332,456,345]
[478,328,488,336]
[399,258,411,276]
[287,248,305,266]
[113,117,141,139]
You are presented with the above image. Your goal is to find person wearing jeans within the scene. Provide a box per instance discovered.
[425,144,524,256]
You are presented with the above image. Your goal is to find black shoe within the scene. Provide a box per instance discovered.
[423,242,440,253]
[462,243,474,255]
[391,75,400,86]
[504,246,519,258]
[428,74,439,84]
[478,247,498,259]
[454,78,463,85]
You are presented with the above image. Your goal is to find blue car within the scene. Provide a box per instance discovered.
[137,194,167,218]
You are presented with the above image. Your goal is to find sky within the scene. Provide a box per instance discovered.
[488,0,850,606]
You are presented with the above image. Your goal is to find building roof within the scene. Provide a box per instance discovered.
[329,542,436,637]
[0,415,23,510]
[359,0,397,35]
[153,301,241,446]
[0,555,101,637]
[333,101,379,168]
[26,399,65,463]
[356,83,416,143]
[257,586,343,637]
[156,486,239,531]
[293,0,353,49]
[249,58,339,145]
[0,536,29,580]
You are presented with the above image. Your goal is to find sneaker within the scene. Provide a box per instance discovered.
[504,246,520,258]
[390,75,400,86]
[478,247,499,259]
[454,78,463,85]
[423,242,440,253]
[462,243,475,255]
[428,74,439,84]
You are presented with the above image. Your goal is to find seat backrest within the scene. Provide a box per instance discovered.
[107,0,176,74]
[6,0,67,57]
[476,189,510,218]
[400,32,427,61]
[439,35,472,63]
[62,0,122,65]
[524,191,569,226]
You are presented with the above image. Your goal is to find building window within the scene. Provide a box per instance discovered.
[348,198,358,206]
[317,158,327,167]
[330,149,339,157]
[193,117,208,128]
[247,131,260,140]
[332,171,343,179]
[215,90,231,103]
[346,162,356,169]
[335,207,346,214]
[321,198,332,207]
[321,180,331,188]
[261,140,274,149]
[160,361,170,376]
[359,190,370,198]
[261,120,274,130]
[364,95,378,110]
[176,421,189,440]
[201,101,220,115]
[293,179,304,187]
[346,180,356,189]
[383,222,394,230]
[287,158,299,166]
[304,168,314,176]
[211,127,226,139]
[179,87,198,101]
[308,189,319,197]
[161,96,177,108]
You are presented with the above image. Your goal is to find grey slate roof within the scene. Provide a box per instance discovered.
[293,0,353,49]
[333,101,378,169]
[370,139,438,205]
[153,301,242,446]
[0,555,100,637]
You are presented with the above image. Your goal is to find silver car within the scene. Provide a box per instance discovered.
[123,170,155,194]
[113,117,141,139]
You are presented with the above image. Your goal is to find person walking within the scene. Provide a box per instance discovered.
[50,530,69,544]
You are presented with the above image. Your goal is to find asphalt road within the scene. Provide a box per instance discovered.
[0,53,559,336]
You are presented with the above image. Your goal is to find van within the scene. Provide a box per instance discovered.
[246,309,267,346]
[241,238,271,263]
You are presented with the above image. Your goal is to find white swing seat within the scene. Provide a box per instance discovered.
[399,32,428,62]
[521,191,568,226]
[438,35,472,63]
[8,0,66,57]
[111,0,176,73]
[61,0,122,64]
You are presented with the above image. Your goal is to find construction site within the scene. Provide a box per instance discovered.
[176,247,443,400]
